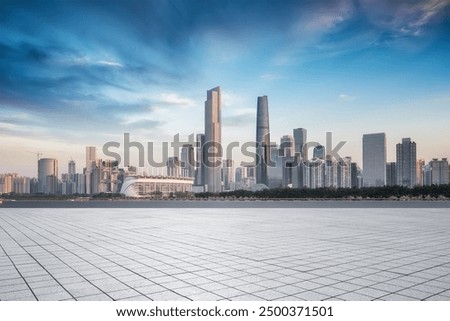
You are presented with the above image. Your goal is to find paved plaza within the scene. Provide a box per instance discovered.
[0,208,449,301]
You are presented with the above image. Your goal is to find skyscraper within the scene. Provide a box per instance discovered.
[85,146,96,195]
[195,133,205,186]
[256,95,270,186]
[396,138,417,188]
[362,133,386,187]
[38,158,58,194]
[204,86,222,193]
[68,160,76,176]
[293,128,307,159]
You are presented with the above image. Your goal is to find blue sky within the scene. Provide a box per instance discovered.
[1,0,450,176]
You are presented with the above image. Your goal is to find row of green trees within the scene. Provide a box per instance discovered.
[195,184,450,199]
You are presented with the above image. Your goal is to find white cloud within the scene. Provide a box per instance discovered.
[160,93,195,108]
[260,73,281,81]
[96,60,123,68]
[361,0,450,36]
[339,94,356,102]
[222,92,245,108]
[293,0,355,36]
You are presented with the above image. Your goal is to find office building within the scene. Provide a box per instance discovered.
[68,160,76,176]
[181,144,195,178]
[38,158,58,194]
[293,128,307,159]
[85,146,96,194]
[204,86,222,193]
[363,133,386,187]
[280,135,295,157]
[166,157,180,177]
[386,162,397,186]
[222,159,234,191]
[255,95,270,186]
[396,138,417,188]
[195,134,205,186]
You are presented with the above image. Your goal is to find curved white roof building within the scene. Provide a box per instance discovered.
[120,176,194,198]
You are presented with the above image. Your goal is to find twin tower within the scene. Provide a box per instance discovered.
[202,87,270,192]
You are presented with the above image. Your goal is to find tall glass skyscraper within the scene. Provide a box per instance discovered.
[362,133,386,187]
[396,138,417,188]
[256,95,270,186]
[204,86,222,193]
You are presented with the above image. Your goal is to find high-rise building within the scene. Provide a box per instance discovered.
[350,162,361,188]
[309,158,325,189]
[68,160,76,176]
[166,157,180,177]
[396,138,417,188]
[181,144,195,178]
[222,159,234,191]
[362,133,386,187]
[255,96,270,186]
[423,164,432,186]
[85,146,96,195]
[337,157,351,188]
[429,158,449,185]
[267,143,283,188]
[280,135,294,157]
[0,173,15,194]
[195,134,205,186]
[204,86,222,193]
[416,159,425,186]
[386,162,397,186]
[293,128,307,159]
[38,158,58,194]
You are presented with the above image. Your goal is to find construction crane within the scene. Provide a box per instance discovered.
[26,151,43,161]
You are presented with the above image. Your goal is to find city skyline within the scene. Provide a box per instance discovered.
[1,0,450,177]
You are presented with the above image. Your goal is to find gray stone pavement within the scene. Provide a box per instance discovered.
[0,208,449,301]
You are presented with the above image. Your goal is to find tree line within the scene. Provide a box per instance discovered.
[195,184,450,199]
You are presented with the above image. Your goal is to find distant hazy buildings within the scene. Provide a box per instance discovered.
[0,173,31,194]
[363,133,386,187]
[255,95,270,186]
[396,138,417,188]
[204,86,222,193]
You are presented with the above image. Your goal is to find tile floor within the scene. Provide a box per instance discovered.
[0,208,449,301]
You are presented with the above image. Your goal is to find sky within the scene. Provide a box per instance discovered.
[1,0,450,177]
